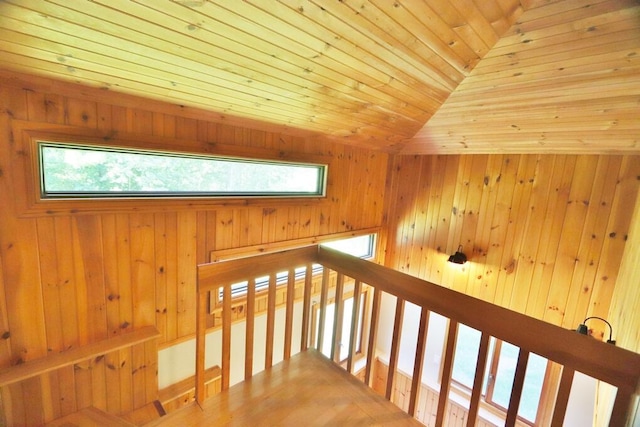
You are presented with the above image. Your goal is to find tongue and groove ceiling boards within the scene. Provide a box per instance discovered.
[0,0,638,154]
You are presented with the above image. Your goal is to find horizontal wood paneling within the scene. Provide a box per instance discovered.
[403,0,640,154]
[0,74,387,425]
[383,154,640,340]
[0,0,527,151]
[1,2,639,154]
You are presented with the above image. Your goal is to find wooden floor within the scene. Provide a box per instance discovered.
[149,350,422,426]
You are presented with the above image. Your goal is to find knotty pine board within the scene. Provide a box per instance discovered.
[0,73,387,425]
[384,153,640,343]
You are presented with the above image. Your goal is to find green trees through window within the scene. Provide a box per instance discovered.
[39,142,326,198]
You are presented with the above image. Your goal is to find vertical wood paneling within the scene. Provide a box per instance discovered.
[0,74,385,424]
[588,156,640,332]
[164,213,178,343]
[130,214,156,328]
[603,161,640,426]
[385,153,640,336]
[176,211,197,338]
[544,155,599,326]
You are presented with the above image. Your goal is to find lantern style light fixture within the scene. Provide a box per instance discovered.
[447,245,467,265]
[576,316,616,345]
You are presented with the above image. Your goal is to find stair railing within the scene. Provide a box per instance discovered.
[196,246,640,426]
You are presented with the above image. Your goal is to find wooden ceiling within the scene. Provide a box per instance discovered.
[0,0,638,154]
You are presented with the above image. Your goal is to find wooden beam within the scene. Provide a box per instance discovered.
[0,326,159,387]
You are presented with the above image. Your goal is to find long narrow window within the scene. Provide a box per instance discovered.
[39,142,327,198]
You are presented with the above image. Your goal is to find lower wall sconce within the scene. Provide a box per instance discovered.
[576,316,616,345]
[447,245,467,264]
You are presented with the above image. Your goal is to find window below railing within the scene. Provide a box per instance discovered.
[314,291,368,362]
[195,245,640,426]
[451,324,550,426]
[212,233,376,307]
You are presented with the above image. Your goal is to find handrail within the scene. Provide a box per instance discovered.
[317,246,640,393]
[195,246,640,426]
[0,326,160,388]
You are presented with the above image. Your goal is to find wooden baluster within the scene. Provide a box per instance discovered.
[467,332,490,427]
[195,287,208,404]
[346,280,362,374]
[364,288,381,387]
[245,278,256,381]
[408,307,429,416]
[265,273,277,369]
[284,268,296,360]
[385,297,405,401]
[609,385,634,427]
[331,273,345,362]
[317,267,330,353]
[550,365,574,426]
[300,264,313,352]
[221,282,232,391]
[505,349,529,426]
[435,320,458,427]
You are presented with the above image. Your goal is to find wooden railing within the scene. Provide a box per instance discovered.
[196,246,640,426]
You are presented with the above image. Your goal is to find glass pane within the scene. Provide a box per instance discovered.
[482,338,496,396]
[492,341,518,408]
[519,353,547,421]
[316,296,363,361]
[451,324,481,389]
[492,343,547,422]
[40,143,325,197]
[321,235,375,259]
[355,292,365,353]
[339,298,354,361]
[317,304,334,358]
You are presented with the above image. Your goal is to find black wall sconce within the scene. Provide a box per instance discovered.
[576,316,616,345]
[447,245,467,264]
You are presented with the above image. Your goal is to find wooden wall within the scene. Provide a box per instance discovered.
[597,185,640,426]
[383,154,640,339]
[0,71,387,425]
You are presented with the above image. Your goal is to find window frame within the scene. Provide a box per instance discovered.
[12,123,330,216]
[450,326,552,426]
[311,287,370,363]
[38,141,327,199]
[210,233,378,308]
